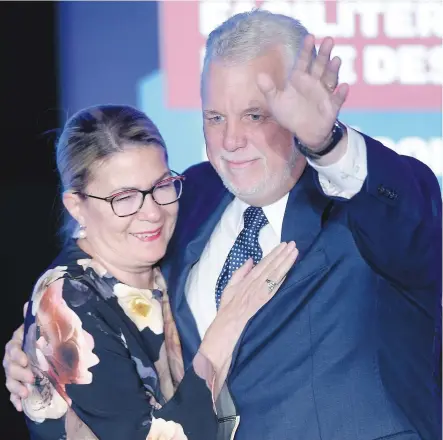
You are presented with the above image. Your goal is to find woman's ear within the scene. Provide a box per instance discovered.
[63,191,86,226]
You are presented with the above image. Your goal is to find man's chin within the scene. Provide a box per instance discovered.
[221,176,264,199]
[219,170,292,206]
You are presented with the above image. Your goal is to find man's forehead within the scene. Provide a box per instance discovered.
[207,53,283,79]
[202,68,268,109]
[202,52,285,104]
[202,93,268,113]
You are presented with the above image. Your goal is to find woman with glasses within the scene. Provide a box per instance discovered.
[19,105,298,440]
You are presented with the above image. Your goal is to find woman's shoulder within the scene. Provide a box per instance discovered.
[28,241,169,336]
[27,241,172,354]
[45,239,108,282]
[24,241,120,337]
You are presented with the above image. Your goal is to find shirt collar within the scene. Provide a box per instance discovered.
[231,193,290,240]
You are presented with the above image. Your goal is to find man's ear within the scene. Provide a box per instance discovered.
[63,191,86,226]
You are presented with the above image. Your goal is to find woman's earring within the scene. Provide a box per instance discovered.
[78,225,87,239]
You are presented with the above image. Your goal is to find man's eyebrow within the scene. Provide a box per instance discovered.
[243,107,263,113]
[203,110,221,115]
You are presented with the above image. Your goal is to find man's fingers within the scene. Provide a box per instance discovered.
[295,34,316,73]
[257,73,278,101]
[311,37,334,79]
[10,394,23,412]
[6,376,29,399]
[321,56,341,92]
[8,343,28,368]
[5,358,34,384]
[12,323,25,343]
[332,83,350,108]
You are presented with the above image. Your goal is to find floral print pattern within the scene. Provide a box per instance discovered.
[77,258,108,277]
[30,266,67,315]
[148,418,188,440]
[34,278,99,388]
[24,276,99,424]
[113,283,164,334]
[162,290,185,388]
[22,241,218,440]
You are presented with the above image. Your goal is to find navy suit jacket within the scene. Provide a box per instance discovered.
[161,135,442,440]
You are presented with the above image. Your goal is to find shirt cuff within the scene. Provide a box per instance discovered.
[306,126,368,199]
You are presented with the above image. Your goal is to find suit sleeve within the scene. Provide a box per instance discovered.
[313,135,442,292]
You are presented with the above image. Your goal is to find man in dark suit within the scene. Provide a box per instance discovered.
[162,10,442,440]
[4,10,442,440]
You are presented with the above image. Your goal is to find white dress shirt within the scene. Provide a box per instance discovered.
[186,127,368,338]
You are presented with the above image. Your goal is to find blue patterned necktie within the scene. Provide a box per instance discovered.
[215,206,269,309]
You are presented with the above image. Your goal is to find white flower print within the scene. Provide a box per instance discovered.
[113,284,163,334]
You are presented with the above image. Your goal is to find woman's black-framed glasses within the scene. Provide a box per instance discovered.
[73,171,185,218]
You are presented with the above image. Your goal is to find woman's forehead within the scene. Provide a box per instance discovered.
[88,147,170,191]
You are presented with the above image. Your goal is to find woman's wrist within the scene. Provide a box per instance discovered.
[199,316,241,373]
[194,349,231,403]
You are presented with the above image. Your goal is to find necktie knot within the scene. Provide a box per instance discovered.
[243,206,268,231]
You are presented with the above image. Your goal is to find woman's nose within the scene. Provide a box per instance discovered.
[136,194,162,222]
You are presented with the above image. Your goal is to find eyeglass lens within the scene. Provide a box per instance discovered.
[111,178,182,216]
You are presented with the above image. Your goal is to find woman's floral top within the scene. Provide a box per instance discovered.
[22,240,218,440]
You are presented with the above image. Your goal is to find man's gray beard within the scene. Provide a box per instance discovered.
[218,149,299,200]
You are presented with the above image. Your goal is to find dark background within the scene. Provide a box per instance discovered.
[1,2,60,438]
[0,2,162,436]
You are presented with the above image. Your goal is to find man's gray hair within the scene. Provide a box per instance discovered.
[201,9,313,92]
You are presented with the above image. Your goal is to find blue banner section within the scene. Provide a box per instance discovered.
[58,1,442,186]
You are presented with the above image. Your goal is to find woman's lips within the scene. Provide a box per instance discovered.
[130,228,162,242]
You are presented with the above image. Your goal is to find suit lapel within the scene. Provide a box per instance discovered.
[227,167,332,374]
[168,185,234,364]
[278,166,332,292]
[282,166,331,255]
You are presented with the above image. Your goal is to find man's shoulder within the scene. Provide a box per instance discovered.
[183,160,214,175]
[180,161,225,207]
[167,161,227,252]
[183,161,223,188]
